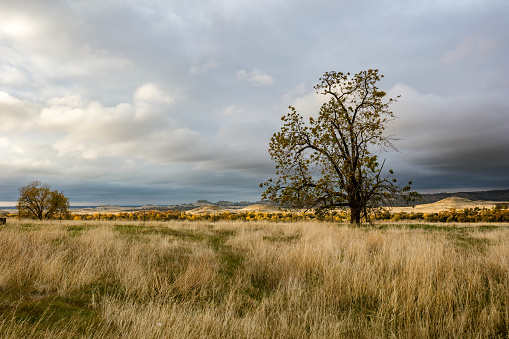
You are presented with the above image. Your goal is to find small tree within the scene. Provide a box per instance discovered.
[17,181,70,220]
[260,69,419,224]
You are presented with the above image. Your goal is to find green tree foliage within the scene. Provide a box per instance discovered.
[17,181,70,220]
[260,69,419,224]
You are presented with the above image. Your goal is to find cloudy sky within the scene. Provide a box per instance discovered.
[0,0,508,206]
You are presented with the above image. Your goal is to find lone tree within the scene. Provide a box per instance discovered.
[17,181,70,220]
[261,69,418,224]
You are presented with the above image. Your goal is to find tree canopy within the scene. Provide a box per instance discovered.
[261,69,418,224]
[17,181,70,220]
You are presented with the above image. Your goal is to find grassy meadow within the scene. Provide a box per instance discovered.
[0,219,508,338]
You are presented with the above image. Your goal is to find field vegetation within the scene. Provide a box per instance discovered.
[0,219,508,338]
[3,204,509,223]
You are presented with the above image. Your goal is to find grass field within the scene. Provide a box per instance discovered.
[0,219,508,338]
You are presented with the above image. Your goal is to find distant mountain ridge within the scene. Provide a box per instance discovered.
[154,200,269,211]
[163,190,509,210]
[5,190,505,213]
[106,190,509,210]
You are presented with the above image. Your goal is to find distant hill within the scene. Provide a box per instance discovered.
[413,189,509,205]
[365,189,509,207]
[387,196,508,214]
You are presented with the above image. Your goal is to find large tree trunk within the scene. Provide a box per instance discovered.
[350,204,362,224]
[349,188,363,224]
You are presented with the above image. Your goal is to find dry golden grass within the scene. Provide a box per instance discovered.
[0,219,507,338]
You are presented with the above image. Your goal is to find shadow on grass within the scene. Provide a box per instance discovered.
[0,290,108,336]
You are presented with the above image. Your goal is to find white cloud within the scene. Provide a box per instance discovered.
[0,158,57,175]
[283,85,328,120]
[0,91,40,130]
[39,99,161,159]
[0,86,271,180]
[0,14,41,38]
[46,95,85,108]
[0,6,136,103]
[1,84,216,166]
[0,137,10,147]
[133,83,176,105]
[0,64,30,86]
[236,68,274,86]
